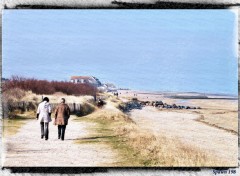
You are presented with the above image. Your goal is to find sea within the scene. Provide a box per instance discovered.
[92,57,238,96]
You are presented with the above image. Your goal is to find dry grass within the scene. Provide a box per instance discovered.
[78,95,228,166]
[79,95,132,122]
[22,90,94,104]
[2,112,35,137]
[189,99,238,134]
[85,107,132,123]
[115,123,228,166]
[2,88,26,102]
[76,102,96,116]
[2,89,95,118]
[196,111,238,134]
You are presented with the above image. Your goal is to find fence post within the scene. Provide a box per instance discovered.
[26,102,29,111]
[22,101,26,112]
[73,103,76,113]
[94,94,97,102]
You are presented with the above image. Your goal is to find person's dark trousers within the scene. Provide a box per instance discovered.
[40,122,49,140]
[58,125,66,140]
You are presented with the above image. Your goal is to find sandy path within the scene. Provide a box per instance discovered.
[129,106,238,165]
[2,117,117,167]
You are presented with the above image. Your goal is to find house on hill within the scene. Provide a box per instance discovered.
[70,76,102,87]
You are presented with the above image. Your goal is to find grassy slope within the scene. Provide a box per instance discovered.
[74,96,228,167]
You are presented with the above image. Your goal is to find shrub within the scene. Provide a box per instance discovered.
[2,88,27,118]
[2,76,97,96]
[2,87,26,102]
[76,102,96,116]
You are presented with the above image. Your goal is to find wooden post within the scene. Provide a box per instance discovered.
[22,101,25,112]
[94,94,97,102]
[73,103,76,113]
[26,102,29,111]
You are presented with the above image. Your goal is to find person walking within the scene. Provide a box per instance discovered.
[36,97,52,140]
[54,98,70,141]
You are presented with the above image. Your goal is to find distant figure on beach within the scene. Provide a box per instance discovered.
[36,97,52,140]
[54,98,70,141]
[97,98,105,108]
[113,92,118,97]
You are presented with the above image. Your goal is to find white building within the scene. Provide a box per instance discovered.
[70,76,102,87]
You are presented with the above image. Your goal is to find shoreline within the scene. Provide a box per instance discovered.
[117,89,238,101]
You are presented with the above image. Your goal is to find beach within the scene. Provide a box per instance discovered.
[118,89,238,165]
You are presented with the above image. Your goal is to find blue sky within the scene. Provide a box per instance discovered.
[2,10,238,94]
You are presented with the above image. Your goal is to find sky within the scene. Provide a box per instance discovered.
[2,10,238,95]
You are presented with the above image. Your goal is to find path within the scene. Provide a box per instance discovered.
[129,106,238,165]
[2,117,117,167]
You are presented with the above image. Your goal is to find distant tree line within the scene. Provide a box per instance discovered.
[2,76,97,96]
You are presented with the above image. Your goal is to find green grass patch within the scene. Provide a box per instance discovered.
[75,102,96,117]
[2,114,34,137]
[75,117,146,166]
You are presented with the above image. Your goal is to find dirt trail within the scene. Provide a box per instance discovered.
[129,106,238,165]
[2,117,117,167]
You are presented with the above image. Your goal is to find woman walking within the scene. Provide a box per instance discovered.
[36,97,52,140]
[54,98,70,141]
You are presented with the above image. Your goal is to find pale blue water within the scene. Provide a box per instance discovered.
[3,10,238,95]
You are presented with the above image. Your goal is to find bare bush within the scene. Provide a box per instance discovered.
[2,88,26,102]
[2,76,97,96]
[2,88,27,118]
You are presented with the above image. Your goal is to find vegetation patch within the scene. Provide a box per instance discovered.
[3,76,96,95]
[75,97,229,166]
[3,114,34,137]
[75,117,143,166]
[76,102,96,117]
[196,114,238,135]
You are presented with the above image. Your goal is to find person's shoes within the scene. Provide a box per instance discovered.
[61,138,64,141]
[58,136,61,139]
[41,135,44,139]
[45,138,48,140]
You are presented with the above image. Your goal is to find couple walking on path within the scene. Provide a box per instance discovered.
[36,97,70,141]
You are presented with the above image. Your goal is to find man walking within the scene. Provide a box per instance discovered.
[36,97,52,140]
[54,98,70,140]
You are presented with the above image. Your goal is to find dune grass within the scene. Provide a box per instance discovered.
[189,99,238,134]
[75,116,143,166]
[195,111,238,134]
[2,112,35,137]
[74,98,228,167]
[116,123,228,167]
[22,90,94,104]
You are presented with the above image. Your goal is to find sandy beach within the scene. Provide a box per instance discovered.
[130,106,237,164]
[118,89,238,166]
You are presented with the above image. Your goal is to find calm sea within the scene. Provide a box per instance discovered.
[91,57,238,96]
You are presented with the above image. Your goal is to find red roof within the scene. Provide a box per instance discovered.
[70,76,93,80]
